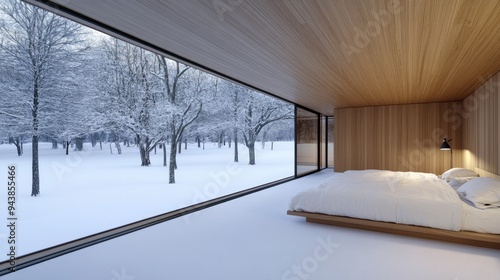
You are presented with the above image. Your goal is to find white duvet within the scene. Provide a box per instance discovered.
[289,170,464,231]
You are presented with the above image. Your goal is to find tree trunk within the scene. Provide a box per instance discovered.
[75,137,84,151]
[66,141,70,155]
[31,135,40,196]
[15,142,23,156]
[169,120,178,183]
[197,136,201,148]
[233,128,239,162]
[163,142,167,167]
[115,141,122,154]
[90,133,97,147]
[139,143,151,166]
[52,139,58,149]
[248,142,255,165]
[261,129,268,149]
[178,138,182,154]
[13,138,23,156]
[169,138,177,183]
[271,141,274,150]
[31,79,40,197]
[184,138,187,150]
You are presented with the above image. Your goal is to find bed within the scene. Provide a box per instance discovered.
[288,168,500,249]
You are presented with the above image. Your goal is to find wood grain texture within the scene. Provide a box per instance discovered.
[27,0,500,115]
[475,167,500,179]
[334,102,462,174]
[462,71,500,175]
[287,211,500,249]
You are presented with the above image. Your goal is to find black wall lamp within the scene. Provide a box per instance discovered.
[440,138,452,167]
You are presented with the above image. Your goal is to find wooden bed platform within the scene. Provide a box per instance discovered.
[287,210,500,249]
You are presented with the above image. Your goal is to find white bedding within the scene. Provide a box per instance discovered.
[461,197,500,234]
[289,170,464,231]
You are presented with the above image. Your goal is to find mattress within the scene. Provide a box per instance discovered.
[289,170,463,231]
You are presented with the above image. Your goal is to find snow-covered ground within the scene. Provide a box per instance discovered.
[0,141,294,258]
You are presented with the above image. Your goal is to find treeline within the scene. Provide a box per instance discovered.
[0,0,294,195]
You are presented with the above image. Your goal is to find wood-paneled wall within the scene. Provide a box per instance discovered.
[334,102,462,174]
[462,72,500,175]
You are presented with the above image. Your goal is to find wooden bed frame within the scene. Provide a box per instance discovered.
[287,211,500,249]
[288,168,500,250]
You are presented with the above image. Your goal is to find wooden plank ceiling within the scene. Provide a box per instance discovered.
[29,0,500,115]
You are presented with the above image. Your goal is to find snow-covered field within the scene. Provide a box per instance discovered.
[0,141,294,258]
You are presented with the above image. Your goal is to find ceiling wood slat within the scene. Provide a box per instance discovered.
[27,0,500,115]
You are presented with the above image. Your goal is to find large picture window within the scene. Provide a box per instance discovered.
[0,0,294,262]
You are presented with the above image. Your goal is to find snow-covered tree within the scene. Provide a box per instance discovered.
[155,57,207,183]
[47,44,97,153]
[206,78,294,165]
[215,79,245,162]
[0,0,88,196]
[240,91,293,165]
[97,38,167,166]
[260,118,294,149]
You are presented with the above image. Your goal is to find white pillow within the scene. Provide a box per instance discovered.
[448,177,477,190]
[457,177,500,209]
[441,168,478,182]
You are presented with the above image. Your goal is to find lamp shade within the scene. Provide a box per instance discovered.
[440,138,451,150]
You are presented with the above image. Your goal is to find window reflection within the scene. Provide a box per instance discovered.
[296,107,319,175]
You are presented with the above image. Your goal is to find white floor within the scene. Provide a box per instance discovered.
[4,170,500,280]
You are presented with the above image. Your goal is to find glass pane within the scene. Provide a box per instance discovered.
[320,115,327,169]
[0,0,295,259]
[328,117,334,168]
[296,107,318,175]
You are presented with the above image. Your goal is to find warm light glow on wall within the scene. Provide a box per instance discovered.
[461,149,476,170]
